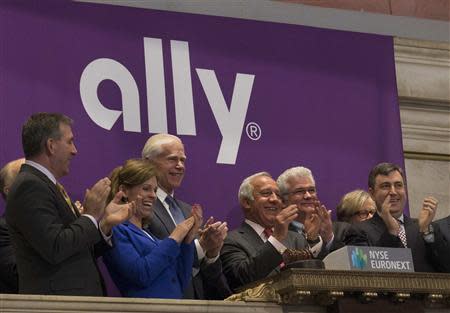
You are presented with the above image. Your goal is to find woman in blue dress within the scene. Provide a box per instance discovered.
[103,159,202,299]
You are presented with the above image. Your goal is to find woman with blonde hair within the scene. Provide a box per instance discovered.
[103,159,202,299]
[336,189,376,224]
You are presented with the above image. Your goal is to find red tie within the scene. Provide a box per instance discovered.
[264,228,285,268]
[263,228,273,239]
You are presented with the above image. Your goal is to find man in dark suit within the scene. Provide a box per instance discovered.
[0,158,24,293]
[142,133,231,300]
[417,198,450,273]
[345,162,437,272]
[277,166,350,256]
[5,113,134,296]
[220,172,308,292]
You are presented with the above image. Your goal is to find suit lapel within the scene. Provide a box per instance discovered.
[22,165,76,221]
[152,198,176,234]
[239,223,265,251]
[403,215,417,248]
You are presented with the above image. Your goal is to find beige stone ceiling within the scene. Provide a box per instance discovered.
[280,0,449,21]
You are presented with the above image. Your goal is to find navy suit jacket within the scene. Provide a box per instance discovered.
[103,221,194,299]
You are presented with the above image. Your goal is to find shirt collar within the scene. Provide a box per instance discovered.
[245,219,267,237]
[156,187,174,205]
[291,220,305,232]
[25,160,56,185]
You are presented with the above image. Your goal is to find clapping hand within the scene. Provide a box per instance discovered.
[199,217,228,258]
[83,177,111,220]
[184,204,203,244]
[418,196,438,233]
[99,190,136,235]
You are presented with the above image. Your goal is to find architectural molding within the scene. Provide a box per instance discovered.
[395,39,450,156]
[78,0,450,42]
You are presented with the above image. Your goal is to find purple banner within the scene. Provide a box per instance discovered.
[0,1,405,226]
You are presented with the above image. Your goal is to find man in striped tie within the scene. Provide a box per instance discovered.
[345,162,439,272]
[5,113,134,296]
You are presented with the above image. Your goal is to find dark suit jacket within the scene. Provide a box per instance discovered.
[329,221,351,252]
[0,216,18,293]
[5,164,106,295]
[221,222,308,292]
[429,216,450,273]
[144,197,231,300]
[103,221,194,298]
[288,221,350,258]
[345,212,436,272]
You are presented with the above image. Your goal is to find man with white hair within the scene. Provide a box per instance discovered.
[220,172,308,292]
[142,133,230,300]
[0,157,25,293]
[277,166,350,255]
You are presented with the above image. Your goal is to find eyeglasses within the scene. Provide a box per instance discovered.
[354,210,375,219]
[257,189,282,199]
[284,187,317,197]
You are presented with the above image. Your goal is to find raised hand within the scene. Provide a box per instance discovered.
[169,216,195,244]
[418,196,438,233]
[316,202,333,243]
[273,204,298,242]
[100,190,135,235]
[304,213,320,241]
[199,217,228,258]
[83,177,111,220]
[379,194,400,235]
[184,204,203,244]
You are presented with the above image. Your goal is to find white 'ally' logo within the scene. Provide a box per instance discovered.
[79,37,255,165]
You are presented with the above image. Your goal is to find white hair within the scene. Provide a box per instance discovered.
[238,172,272,203]
[141,133,182,160]
[277,166,315,196]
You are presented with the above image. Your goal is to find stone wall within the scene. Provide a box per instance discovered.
[395,38,450,219]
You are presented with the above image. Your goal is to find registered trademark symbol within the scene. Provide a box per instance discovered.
[246,122,262,141]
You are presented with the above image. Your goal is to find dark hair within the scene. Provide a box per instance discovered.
[108,159,156,203]
[22,113,73,159]
[368,162,405,189]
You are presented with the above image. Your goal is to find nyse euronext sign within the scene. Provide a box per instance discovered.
[80,37,255,165]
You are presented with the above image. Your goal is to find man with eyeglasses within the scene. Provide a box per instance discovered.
[277,166,350,256]
[345,162,440,272]
[220,172,309,292]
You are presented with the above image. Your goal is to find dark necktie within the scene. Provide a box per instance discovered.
[263,227,273,239]
[396,219,408,247]
[165,196,185,225]
[56,183,77,216]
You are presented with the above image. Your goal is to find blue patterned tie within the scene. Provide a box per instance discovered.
[165,196,185,225]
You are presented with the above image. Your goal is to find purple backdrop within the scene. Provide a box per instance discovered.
[0,0,405,295]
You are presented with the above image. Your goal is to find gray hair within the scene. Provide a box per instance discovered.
[0,158,25,200]
[141,133,182,160]
[277,166,315,196]
[238,172,272,202]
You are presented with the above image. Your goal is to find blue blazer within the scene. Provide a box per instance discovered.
[103,221,194,299]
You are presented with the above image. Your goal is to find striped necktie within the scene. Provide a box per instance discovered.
[165,196,185,225]
[56,183,77,216]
